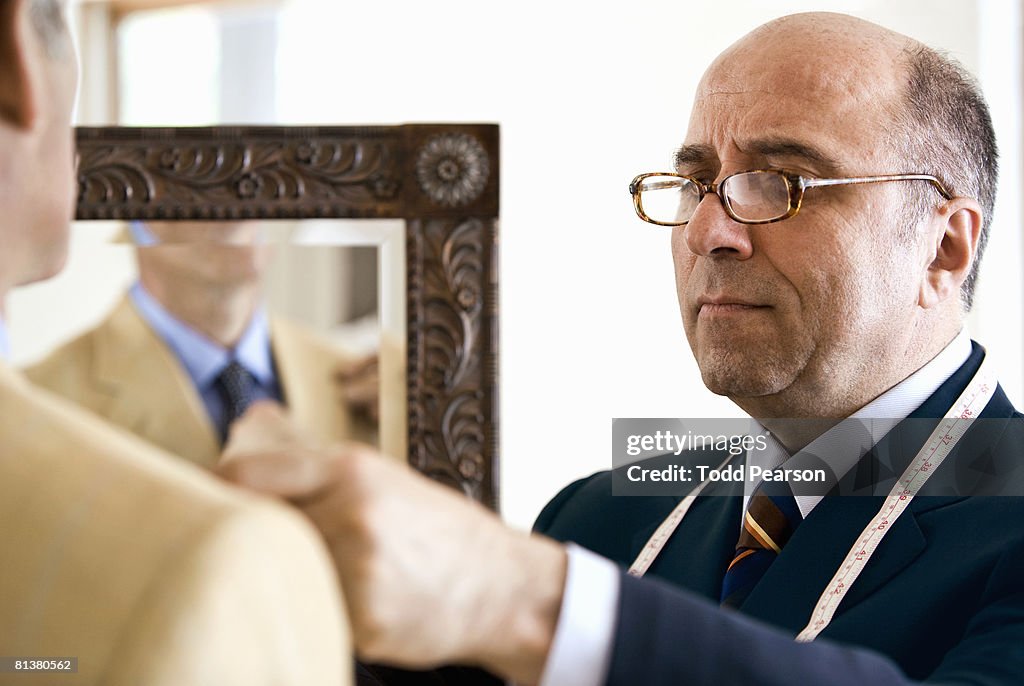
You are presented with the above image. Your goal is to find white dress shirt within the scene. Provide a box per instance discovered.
[538,330,973,686]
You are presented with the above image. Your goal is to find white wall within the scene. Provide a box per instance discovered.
[970,0,1024,417]
[7,224,136,366]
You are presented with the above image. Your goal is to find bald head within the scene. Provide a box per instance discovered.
[729,12,915,59]
[704,13,915,110]
[692,11,996,310]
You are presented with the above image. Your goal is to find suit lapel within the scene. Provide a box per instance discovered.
[740,342,1015,630]
[740,495,926,631]
[271,318,322,437]
[640,476,744,602]
[91,298,220,466]
[272,318,376,446]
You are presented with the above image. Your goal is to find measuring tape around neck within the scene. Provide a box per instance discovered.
[627,453,736,578]
[627,356,997,642]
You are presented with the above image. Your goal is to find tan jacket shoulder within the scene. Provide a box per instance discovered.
[24,296,220,466]
[0,363,351,686]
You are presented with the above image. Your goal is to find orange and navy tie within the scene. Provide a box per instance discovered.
[720,482,802,608]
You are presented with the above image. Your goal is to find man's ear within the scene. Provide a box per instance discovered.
[918,198,984,310]
[0,0,38,130]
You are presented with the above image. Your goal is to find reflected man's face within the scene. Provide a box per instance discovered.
[137,221,275,288]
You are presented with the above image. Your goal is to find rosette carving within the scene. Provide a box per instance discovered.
[415,133,490,208]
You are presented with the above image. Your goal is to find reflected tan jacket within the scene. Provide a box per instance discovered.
[25,296,399,469]
[0,361,351,686]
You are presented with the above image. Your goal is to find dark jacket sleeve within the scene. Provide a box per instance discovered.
[358,664,503,686]
[607,548,1024,686]
[538,475,1024,686]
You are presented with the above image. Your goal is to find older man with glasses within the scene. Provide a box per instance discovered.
[223,11,1024,686]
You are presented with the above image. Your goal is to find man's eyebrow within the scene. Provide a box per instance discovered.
[747,138,843,175]
[673,144,716,171]
[672,140,842,176]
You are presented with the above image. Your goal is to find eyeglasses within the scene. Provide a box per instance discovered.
[629,169,953,226]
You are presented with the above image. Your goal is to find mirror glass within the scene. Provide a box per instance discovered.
[7,220,407,466]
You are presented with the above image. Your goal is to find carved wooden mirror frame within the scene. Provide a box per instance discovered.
[75,123,499,509]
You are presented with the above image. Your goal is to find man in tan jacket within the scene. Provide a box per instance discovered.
[26,220,392,469]
[0,2,351,683]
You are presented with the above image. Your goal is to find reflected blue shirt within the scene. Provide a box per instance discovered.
[128,282,282,438]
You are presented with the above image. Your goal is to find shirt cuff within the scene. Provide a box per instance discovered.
[537,543,620,686]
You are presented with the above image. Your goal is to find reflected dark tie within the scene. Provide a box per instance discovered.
[215,360,256,441]
[720,482,802,609]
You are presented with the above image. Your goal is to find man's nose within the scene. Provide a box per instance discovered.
[683,193,754,259]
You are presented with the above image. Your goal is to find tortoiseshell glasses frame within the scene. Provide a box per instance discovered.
[629,169,953,226]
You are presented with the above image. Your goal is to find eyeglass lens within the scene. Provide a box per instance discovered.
[637,177,701,225]
[721,172,790,222]
[638,172,792,224]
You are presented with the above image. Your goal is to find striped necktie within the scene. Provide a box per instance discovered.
[720,482,802,608]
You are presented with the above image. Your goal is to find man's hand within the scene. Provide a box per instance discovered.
[217,410,567,684]
[221,401,322,460]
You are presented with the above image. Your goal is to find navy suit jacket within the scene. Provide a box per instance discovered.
[536,343,1024,685]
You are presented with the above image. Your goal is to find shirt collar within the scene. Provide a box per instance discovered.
[129,282,275,389]
[234,307,276,384]
[0,315,9,361]
[129,221,159,247]
[746,328,973,519]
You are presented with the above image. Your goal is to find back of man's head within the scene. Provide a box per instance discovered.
[0,0,77,298]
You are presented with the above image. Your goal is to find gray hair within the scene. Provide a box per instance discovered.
[895,44,998,312]
[29,0,70,59]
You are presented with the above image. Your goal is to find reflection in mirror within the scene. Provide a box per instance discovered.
[8,220,406,468]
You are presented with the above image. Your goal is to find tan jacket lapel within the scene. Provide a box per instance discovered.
[271,317,371,446]
[88,297,220,467]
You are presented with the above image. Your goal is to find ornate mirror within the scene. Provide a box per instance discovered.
[42,124,497,507]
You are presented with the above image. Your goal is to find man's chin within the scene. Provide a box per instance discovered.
[697,356,792,399]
